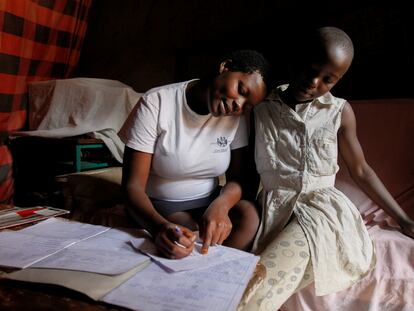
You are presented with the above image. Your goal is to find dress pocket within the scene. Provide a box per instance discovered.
[308,128,338,176]
[256,128,279,171]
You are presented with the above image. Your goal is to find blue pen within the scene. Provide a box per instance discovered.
[174,226,186,248]
[174,227,197,254]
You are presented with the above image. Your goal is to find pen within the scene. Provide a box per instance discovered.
[174,226,187,249]
[174,226,197,252]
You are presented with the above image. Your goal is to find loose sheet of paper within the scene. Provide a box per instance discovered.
[0,231,79,268]
[20,217,109,239]
[0,218,149,273]
[133,238,254,272]
[32,230,149,274]
[102,255,259,311]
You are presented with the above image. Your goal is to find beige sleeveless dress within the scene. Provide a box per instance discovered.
[252,85,375,296]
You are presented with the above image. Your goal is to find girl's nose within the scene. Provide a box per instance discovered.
[308,76,320,88]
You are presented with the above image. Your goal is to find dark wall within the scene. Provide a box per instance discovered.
[76,1,414,99]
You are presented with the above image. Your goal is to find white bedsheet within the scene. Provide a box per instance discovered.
[14,78,142,163]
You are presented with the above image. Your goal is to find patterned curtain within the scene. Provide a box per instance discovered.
[0,0,93,204]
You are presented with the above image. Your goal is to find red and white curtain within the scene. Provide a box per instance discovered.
[0,0,93,203]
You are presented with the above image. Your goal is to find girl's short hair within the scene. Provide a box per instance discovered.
[226,50,272,89]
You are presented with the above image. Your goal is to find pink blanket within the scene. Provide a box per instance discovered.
[282,210,414,311]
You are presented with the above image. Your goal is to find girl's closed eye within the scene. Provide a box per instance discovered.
[238,82,248,96]
[323,77,336,84]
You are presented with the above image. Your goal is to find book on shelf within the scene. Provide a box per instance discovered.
[0,206,69,230]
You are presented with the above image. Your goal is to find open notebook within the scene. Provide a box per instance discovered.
[1,218,259,311]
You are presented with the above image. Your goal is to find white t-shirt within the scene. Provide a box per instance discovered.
[119,80,248,201]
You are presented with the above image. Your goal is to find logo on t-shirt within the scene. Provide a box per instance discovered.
[211,136,229,153]
[216,136,228,147]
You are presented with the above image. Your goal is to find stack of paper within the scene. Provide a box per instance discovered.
[0,218,259,311]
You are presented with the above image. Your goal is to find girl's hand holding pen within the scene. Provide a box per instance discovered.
[154,222,196,259]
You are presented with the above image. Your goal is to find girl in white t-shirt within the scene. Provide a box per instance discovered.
[119,50,271,259]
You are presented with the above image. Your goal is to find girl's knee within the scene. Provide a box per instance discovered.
[225,200,260,251]
[234,200,259,222]
[229,200,260,235]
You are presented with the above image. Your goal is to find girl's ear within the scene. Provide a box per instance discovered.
[219,59,232,74]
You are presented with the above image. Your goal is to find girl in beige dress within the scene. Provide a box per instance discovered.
[241,27,414,311]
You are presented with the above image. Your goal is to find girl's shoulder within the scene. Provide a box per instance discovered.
[315,92,347,109]
[144,80,192,97]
